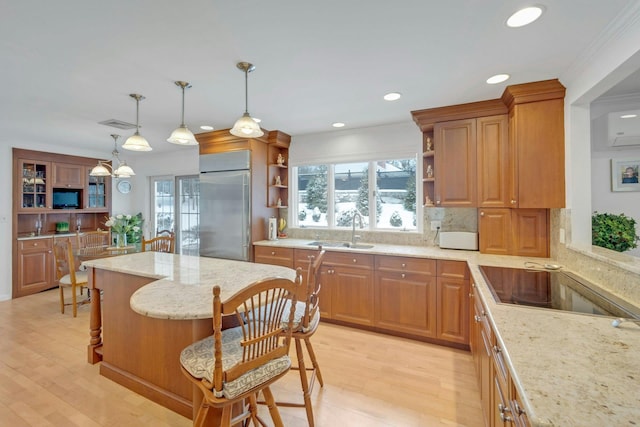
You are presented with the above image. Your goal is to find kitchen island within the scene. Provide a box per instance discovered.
[82,252,296,419]
[254,239,640,427]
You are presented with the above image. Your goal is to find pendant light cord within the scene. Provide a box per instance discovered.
[244,68,249,114]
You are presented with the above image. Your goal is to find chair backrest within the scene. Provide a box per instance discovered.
[77,230,110,248]
[212,273,301,391]
[142,235,175,253]
[156,229,175,238]
[53,239,78,283]
[302,248,326,329]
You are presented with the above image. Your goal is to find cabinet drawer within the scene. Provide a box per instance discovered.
[294,248,321,267]
[437,260,469,279]
[375,255,436,275]
[254,246,294,268]
[19,238,52,251]
[325,252,373,268]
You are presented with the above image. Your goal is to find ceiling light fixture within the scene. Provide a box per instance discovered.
[486,74,510,84]
[167,81,198,146]
[122,94,152,151]
[90,134,136,178]
[383,92,402,101]
[506,6,543,28]
[230,62,264,138]
[332,122,345,128]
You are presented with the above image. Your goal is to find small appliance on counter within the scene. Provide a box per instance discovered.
[438,231,478,250]
[268,217,278,240]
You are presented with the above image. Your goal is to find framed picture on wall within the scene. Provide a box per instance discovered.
[611,159,640,191]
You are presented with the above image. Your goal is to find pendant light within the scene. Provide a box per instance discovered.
[90,134,136,178]
[230,62,264,138]
[123,93,153,151]
[167,81,198,145]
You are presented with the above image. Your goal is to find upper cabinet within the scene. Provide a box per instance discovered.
[412,79,565,209]
[52,162,85,188]
[502,80,566,208]
[18,159,52,211]
[86,166,108,210]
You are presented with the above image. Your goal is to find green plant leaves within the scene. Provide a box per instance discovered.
[592,211,639,252]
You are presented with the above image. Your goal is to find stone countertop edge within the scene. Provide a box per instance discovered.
[83,252,297,321]
[255,239,640,427]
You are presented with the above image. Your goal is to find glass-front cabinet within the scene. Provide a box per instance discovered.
[87,167,107,209]
[19,159,51,211]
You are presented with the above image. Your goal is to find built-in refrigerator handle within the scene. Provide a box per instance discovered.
[242,172,250,260]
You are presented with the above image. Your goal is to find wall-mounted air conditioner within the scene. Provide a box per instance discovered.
[607,110,640,147]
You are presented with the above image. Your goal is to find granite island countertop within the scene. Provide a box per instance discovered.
[255,239,640,426]
[82,252,297,320]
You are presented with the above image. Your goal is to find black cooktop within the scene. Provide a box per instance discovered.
[479,265,637,318]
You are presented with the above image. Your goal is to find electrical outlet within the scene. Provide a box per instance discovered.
[430,220,441,231]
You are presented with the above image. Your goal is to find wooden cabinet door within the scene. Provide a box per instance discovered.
[253,246,294,268]
[510,99,565,208]
[478,208,512,255]
[327,252,374,326]
[86,166,108,210]
[16,238,54,297]
[375,271,437,337]
[17,159,51,211]
[318,264,332,320]
[434,118,477,207]
[436,277,469,345]
[477,115,510,207]
[512,209,548,257]
[53,162,85,188]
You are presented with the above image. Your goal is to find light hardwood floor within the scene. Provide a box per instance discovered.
[0,289,483,426]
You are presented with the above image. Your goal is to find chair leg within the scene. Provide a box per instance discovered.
[304,337,324,387]
[59,285,65,314]
[295,338,315,427]
[262,386,284,427]
[72,284,78,318]
[193,400,211,427]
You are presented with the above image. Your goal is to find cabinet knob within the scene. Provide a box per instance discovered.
[480,211,485,217]
[436,200,441,205]
[493,345,501,354]
[469,293,473,298]
[401,273,406,279]
[514,401,525,415]
[401,263,406,268]
[498,404,513,422]
[48,250,52,254]
[271,251,276,255]
[34,243,38,246]
[474,315,481,322]
[510,199,517,205]
[352,258,357,263]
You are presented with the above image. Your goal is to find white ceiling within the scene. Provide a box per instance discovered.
[1,0,635,156]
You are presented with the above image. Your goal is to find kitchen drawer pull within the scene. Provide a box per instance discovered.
[474,315,481,322]
[514,401,525,415]
[493,345,501,354]
[401,273,406,279]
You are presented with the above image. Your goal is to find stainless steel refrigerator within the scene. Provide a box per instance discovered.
[199,150,251,261]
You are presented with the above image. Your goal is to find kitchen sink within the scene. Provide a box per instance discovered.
[307,241,374,250]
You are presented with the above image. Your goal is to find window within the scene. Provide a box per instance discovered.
[294,157,418,231]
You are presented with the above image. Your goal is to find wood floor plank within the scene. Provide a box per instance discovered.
[0,288,483,426]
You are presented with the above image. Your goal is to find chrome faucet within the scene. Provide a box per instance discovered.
[351,210,363,246]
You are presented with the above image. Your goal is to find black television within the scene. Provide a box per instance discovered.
[52,188,81,209]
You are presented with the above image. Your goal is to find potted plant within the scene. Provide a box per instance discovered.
[592,211,639,252]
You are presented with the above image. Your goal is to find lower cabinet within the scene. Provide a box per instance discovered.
[471,284,530,427]
[15,238,55,297]
[255,245,470,346]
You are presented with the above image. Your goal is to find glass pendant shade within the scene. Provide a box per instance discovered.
[230,113,264,138]
[123,132,152,151]
[123,93,152,151]
[230,62,264,138]
[90,162,111,177]
[168,81,198,145]
[114,162,135,178]
[167,125,198,145]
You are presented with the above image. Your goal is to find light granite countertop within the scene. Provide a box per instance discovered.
[255,239,640,427]
[82,252,297,320]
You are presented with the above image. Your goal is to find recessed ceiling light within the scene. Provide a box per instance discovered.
[200,125,214,131]
[332,122,345,128]
[383,92,402,101]
[620,114,637,119]
[507,6,543,28]
[486,74,510,84]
